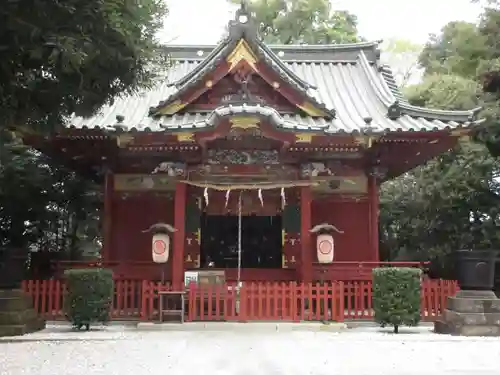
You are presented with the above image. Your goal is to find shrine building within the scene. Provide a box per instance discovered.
[26,5,482,287]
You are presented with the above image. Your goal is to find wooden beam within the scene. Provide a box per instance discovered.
[368,174,379,262]
[102,171,114,263]
[300,186,313,283]
[172,182,187,289]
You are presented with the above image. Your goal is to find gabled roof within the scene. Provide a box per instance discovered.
[149,5,334,118]
[68,3,482,135]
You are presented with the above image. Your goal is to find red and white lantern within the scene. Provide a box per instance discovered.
[316,234,334,264]
[152,233,170,263]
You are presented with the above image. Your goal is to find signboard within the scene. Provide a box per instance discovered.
[198,270,226,285]
[184,271,199,286]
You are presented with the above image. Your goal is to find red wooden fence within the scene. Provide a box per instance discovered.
[21,278,459,323]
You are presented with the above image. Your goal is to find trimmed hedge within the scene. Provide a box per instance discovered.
[372,267,422,333]
[64,268,114,330]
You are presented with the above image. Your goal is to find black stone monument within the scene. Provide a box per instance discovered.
[434,249,500,336]
[0,248,45,337]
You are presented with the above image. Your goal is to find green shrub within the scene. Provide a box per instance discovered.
[64,268,114,330]
[372,267,422,333]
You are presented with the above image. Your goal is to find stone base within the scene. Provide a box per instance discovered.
[0,289,45,337]
[434,290,500,336]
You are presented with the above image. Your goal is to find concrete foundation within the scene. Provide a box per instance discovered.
[434,290,500,336]
[0,289,45,337]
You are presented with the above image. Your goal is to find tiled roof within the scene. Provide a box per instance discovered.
[69,5,481,135]
[70,51,480,134]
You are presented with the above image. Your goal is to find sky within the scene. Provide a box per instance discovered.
[159,0,483,45]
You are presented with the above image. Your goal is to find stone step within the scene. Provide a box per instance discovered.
[0,308,38,325]
[447,296,500,314]
[435,319,500,336]
[443,309,500,325]
[0,289,45,337]
[0,325,29,337]
[0,295,34,311]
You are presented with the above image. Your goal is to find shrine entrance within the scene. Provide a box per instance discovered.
[200,214,283,269]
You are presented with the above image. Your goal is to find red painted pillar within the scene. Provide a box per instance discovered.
[102,171,113,264]
[172,182,187,289]
[368,175,380,261]
[300,186,313,283]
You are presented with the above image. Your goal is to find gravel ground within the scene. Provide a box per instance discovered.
[2,327,500,375]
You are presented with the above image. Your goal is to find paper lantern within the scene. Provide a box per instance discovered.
[152,233,170,263]
[316,233,334,264]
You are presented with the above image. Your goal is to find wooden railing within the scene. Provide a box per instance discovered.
[313,261,428,281]
[53,261,427,281]
[22,278,458,322]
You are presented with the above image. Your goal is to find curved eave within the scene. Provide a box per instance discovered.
[357,52,482,124]
[395,102,481,122]
[181,104,330,131]
[64,116,485,136]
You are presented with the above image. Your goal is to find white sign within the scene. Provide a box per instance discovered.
[184,271,199,286]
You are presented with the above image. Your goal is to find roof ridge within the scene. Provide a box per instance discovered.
[165,40,382,51]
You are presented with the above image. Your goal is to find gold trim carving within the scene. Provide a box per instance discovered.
[353,135,379,148]
[297,101,328,117]
[116,134,134,148]
[230,116,259,129]
[156,100,186,115]
[174,132,194,142]
[282,254,288,268]
[226,39,259,71]
[295,133,313,143]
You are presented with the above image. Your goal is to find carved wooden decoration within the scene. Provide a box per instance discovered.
[189,73,296,111]
[114,174,182,191]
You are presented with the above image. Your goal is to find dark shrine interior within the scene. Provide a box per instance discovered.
[200,214,283,269]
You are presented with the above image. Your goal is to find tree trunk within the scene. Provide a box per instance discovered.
[393,325,399,334]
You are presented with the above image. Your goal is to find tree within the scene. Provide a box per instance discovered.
[380,39,423,88]
[0,0,168,132]
[0,0,169,283]
[418,21,488,78]
[228,0,360,44]
[379,6,500,276]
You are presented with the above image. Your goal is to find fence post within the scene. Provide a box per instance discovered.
[238,284,247,322]
[186,282,194,322]
[291,282,298,322]
[140,280,149,321]
[337,281,345,322]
